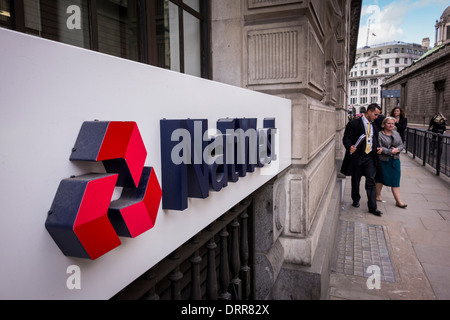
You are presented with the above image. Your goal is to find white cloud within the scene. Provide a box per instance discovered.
[412,0,450,8]
[358,2,408,47]
[357,0,449,48]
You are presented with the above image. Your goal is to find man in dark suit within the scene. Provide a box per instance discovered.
[341,103,383,216]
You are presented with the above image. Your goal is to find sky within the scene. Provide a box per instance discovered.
[357,0,449,48]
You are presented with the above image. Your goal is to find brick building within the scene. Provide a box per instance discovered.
[382,6,450,125]
[382,43,450,125]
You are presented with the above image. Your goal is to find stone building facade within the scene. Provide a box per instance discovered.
[210,0,362,299]
[0,0,362,299]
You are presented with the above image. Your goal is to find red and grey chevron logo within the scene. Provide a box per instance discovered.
[45,121,162,260]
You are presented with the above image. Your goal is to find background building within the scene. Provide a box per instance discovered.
[435,6,450,47]
[1,0,362,300]
[382,42,450,125]
[382,6,450,125]
[348,41,426,116]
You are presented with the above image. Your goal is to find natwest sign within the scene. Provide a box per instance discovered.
[1,28,291,299]
[160,118,277,211]
[46,117,277,259]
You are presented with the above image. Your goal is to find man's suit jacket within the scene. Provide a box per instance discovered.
[340,116,381,177]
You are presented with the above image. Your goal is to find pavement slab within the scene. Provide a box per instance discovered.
[329,153,450,300]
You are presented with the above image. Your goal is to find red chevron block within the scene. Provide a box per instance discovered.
[46,174,121,260]
[108,167,162,238]
[74,174,122,260]
[97,122,147,187]
[70,121,147,188]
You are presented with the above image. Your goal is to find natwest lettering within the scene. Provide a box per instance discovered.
[160,118,277,211]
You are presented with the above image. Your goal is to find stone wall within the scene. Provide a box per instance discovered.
[210,0,361,300]
[382,43,450,125]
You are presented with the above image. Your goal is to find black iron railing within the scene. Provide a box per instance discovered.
[405,128,450,177]
[111,197,254,300]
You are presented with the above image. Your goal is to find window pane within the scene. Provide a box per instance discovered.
[155,0,180,72]
[168,1,180,72]
[97,0,139,62]
[183,11,201,77]
[24,0,90,49]
[184,0,200,12]
[155,0,169,69]
[154,0,204,77]
[0,0,11,29]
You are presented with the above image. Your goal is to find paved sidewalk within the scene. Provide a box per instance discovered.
[329,153,450,300]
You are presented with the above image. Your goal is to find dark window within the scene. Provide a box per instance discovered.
[25,0,91,49]
[0,0,12,29]
[153,0,203,77]
[97,0,139,61]
[2,0,209,78]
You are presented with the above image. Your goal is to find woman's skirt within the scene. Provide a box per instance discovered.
[380,157,401,187]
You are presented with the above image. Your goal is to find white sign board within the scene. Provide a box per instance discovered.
[0,29,291,299]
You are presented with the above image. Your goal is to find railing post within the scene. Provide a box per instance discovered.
[239,210,251,300]
[190,250,202,300]
[436,134,442,176]
[189,235,202,300]
[218,228,231,300]
[405,128,409,154]
[423,131,427,167]
[142,271,160,300]
[412,128,416,159]
[230,218,242,300]
[206,238,218,300]
[169,267,183,300]
[443,136,449,176]
[169,250,183,300]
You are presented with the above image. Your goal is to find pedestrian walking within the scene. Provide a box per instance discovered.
[373,110,385,131]
[428,112,447,158]
[376,116,407,208]
[390,106,407,144]
[428,112,447,134]
[341,103,383,216]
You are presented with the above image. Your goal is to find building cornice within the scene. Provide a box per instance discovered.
[349,0,362,68]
